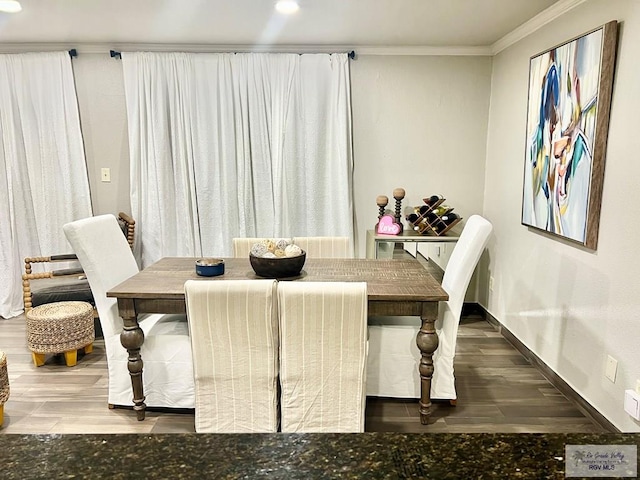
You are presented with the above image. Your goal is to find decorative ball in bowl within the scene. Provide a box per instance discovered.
[248,239,306,278]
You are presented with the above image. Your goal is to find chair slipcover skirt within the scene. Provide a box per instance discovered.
[278,281,367,432]
[185,279,279,433]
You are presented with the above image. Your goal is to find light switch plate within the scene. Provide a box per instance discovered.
[605,355,618,382]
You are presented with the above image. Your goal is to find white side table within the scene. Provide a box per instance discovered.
[365,229,460,267]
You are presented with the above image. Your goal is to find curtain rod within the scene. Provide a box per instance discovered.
[69,49,77,58]
[109,49,356,59]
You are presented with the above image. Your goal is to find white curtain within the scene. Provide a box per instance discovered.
[0,52,93,318]
[122,52,354,267]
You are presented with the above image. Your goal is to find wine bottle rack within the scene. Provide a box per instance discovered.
[405,196,462,236]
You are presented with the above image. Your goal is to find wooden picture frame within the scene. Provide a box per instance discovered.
[521,21,618,250]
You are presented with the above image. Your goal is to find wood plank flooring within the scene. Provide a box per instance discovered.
[0,310,605,434]
[365,312,605,433]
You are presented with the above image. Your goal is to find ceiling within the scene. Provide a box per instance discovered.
[0,0,576,54]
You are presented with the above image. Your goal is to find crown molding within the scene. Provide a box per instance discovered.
[491,0,587,54]
[87,43,354,55]
[354,45,492,56]
[0,42,492,57]
[106,44,492,56]
[0,43,77,54]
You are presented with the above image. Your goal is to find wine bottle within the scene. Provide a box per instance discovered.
[425,212,439,224]
[441,213,459,225]
[418,222,432,234]
[406,213,419,224]
[433,205,451,216]
[423,195,442,206]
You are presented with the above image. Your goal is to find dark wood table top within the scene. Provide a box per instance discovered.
[107,257,448,303]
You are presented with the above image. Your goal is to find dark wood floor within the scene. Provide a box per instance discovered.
[0,310,605,434]
[365,312,605,433]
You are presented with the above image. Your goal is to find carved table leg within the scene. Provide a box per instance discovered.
[416,302,439,425]
[118,298,146,421]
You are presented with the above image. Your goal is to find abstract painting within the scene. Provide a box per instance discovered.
[521,21,617,249]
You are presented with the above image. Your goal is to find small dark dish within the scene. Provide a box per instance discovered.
[250,251,306,279]
[195,258,225,277]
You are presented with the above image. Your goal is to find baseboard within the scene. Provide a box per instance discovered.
[461,302,485,317]
[473,303,619,433]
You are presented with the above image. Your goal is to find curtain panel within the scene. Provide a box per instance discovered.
[0,52,92,318]
[122,52,354,267]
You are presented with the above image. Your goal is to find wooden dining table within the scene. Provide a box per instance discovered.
[106,257,449,423]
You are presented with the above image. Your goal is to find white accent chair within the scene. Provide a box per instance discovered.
[184,279,279,433]
[291,236,351,258]
[367,215,493,402]
[278,281,368,432]
[63,214,195,409]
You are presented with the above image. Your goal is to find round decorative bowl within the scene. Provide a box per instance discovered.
[249,251,306,279]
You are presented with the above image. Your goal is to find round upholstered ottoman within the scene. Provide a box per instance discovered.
[0,351,9,426]
[26,301,95,367]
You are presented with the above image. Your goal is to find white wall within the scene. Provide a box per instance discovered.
[73,54,131,216]
[484,0,640,431]
[350,55,492,257]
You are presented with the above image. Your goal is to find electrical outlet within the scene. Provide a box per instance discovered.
[101,168,111,183]
[605,355,618,383]
[489,276,494,291]
[624,390,640,420]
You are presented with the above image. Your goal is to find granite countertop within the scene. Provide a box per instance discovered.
[2,433,639,479]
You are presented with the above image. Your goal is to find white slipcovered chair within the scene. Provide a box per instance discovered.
[63,214,195,408]
[184,279,279,433]
[291,236,351,258]
[367,215,493,402]
[278,281,368,432]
